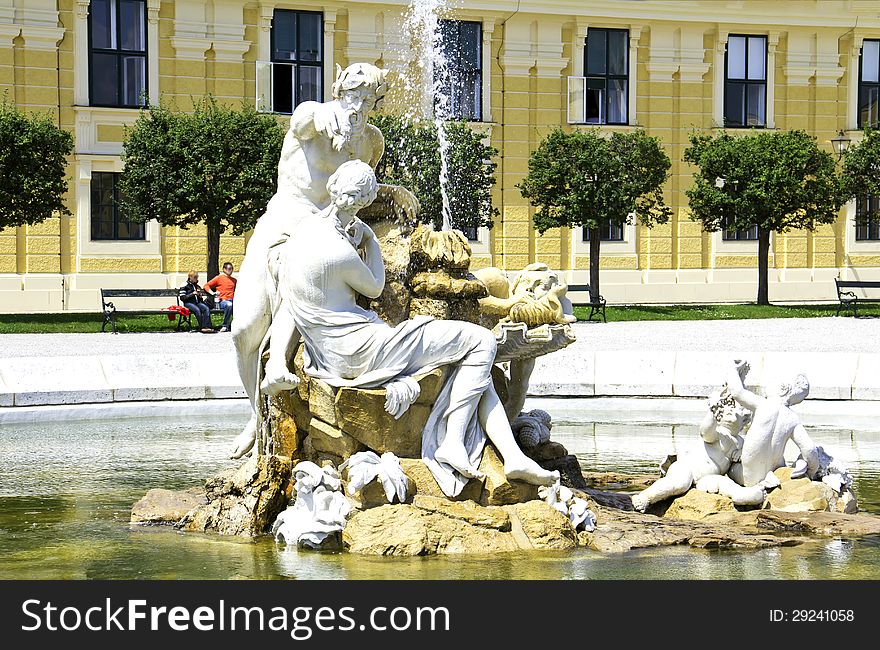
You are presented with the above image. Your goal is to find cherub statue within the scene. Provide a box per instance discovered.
[631,362,766,512]
[725,360,820,487]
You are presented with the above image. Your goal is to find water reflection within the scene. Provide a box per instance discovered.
[1,411,879,579]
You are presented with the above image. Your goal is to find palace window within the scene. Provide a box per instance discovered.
[269,9,323,114]
[722,217,759,241]
[90,172,145,241]
[724,35,767,128]
[575,27,629,125]
[438,20,482,121]
[89,0,147,107]
[856,194,880,240]
[582,220,625,242]
[859,39,880,129]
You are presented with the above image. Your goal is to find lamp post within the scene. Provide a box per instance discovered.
[831,129,851,159]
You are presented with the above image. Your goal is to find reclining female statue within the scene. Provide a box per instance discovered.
[248,159,559,497]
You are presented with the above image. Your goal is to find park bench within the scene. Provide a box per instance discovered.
[834,278,880,317]
[101,288,225,333]
[100,288,193,333]
[567,283,607,323]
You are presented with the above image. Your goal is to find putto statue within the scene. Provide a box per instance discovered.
[231,63,418,458]
[266,159,558,496]
[631,363,766,512]
[726,360,819,486]
[632,359,826,512]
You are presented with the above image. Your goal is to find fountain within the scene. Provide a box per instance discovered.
[125,5,880,560]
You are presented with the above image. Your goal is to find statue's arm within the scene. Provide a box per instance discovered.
[792,423,820,478]
[343,236,385,300]
[289,102,320,140]
[726,362,763,412]
[699,411,720,443]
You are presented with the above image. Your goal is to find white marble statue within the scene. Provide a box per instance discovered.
[631,365,767,512]
[508,263,577,327]
[230,63,419,458]
[539,479,596,531]
[272,461,351,548]
[341,450,409,503]
[726,360,820,487]
[264,159,559,497]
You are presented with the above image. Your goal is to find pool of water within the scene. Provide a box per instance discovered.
[1,408,879,580]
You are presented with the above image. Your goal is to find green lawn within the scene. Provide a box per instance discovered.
[0,311,227,334]
[0,303,872,334]
[573,303,877,322]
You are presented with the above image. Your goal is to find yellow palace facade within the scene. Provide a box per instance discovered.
[2,0,880,312]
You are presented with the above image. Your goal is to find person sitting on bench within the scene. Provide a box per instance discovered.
[205,261,236,332]
[179,271,215,333]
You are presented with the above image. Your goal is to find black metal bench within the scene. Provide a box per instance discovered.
[835,278,880,317]
[101,288,192,333]
[567,283,607,323]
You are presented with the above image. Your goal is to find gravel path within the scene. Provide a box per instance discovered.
[568,317,880,353]
[0,317,876,359]
[0,331,235,358]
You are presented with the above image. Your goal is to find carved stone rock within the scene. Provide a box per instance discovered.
[763,478,836,512]
[130,488,206,525]
[504,500,579,550]
[478,444,540,506]
[663,489,737,521]
[178,455,292,537]
[334,387,430,458]
[308,418,365,459]
[343,503,521,555]
[397,458,484,503]
[412,494,511,531]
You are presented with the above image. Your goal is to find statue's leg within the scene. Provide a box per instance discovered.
[478,382,559,486]
[262,302,301,395]
[230,266,272,459]
[431,324,499,479]
[704,474,766,506]
[505,358,536,422]
[631,461,694,512]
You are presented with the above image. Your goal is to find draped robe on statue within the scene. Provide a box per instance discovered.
[278,214,495,497]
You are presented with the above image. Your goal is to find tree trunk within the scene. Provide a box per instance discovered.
[206,221,221,281]
[757,226,771,306]
[589,227,601,304]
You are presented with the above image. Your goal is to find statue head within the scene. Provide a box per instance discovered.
[332,62,387,124]
[779,373,810,406]
[326,160,379,214]
[512,263,563,299]
[709,387,751,435]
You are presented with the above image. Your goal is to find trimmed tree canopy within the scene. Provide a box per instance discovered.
[683,129,843,305]
[371,114,499,233]
[119,97,284,278]
[517,128,672,234]
[0,100,74,229]
[517,128,671,303]
[841,127,880,221]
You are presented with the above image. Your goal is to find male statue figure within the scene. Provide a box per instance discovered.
[230,63,418,458]
[726,360,820,487]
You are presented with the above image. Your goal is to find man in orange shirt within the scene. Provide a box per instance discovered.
[205,261,237,332]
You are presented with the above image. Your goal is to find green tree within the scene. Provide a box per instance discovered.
[684,130,843,305]
[517,128,672,303]
[840,127,880,224]
[0,100,74,230]
[371,114,499,233]
[119,97,284,279]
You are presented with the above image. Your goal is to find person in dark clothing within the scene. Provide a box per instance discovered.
[179,271,215,333]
